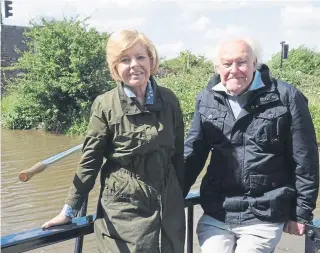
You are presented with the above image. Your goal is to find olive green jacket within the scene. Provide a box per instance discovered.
[65,77,185,252]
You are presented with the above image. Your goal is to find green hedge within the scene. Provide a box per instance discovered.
[1,18,113,133]
[1,24,319,142]
[158,67,212,134]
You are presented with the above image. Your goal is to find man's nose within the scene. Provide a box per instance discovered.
[230,62,240,73]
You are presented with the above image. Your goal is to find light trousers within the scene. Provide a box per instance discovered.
[197,214,284,253]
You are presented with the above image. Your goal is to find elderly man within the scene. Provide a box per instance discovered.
[184,38,319,253]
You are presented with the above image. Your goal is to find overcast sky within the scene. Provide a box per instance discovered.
[2,0,320,62]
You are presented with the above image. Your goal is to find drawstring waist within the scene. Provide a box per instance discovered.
[104,156,173,192]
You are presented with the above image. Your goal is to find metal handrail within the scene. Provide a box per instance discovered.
[18,144,83,182]
[11,146,320,252]
[0,191,201,253]
[13,145,201,253]
[0,214,96,253]
[1,190,320,253]
[17,143,85,252]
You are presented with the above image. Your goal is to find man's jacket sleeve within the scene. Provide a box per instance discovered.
[184,92,211,197]
[289,89,319,223]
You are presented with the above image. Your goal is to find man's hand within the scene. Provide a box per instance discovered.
[283,220,305,236]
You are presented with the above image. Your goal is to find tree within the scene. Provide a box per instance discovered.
[159,50,213,75]
[2,17,114,133]
[268,45,320,76]
[158,52,213,134]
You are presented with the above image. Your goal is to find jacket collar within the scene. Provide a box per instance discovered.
[117,76,165,115]
[123,80,154,105]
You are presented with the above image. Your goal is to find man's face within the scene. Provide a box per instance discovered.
[216,40,257,96]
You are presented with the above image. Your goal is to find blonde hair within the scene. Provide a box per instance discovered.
[213,36,262,69]
[106,29,159,81]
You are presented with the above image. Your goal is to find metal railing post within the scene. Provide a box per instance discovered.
[187,205,194,253]
[74,198,88,253]
[2,190,202,253]
[305,223,320,253]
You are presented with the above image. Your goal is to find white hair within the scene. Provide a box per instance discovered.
[212,35,262,69]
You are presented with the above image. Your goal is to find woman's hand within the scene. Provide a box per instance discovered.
[41,212,72,229]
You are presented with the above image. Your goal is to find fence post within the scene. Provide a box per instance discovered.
[305,223,320,253]
[74,198,88,253]
[187,205,194,253]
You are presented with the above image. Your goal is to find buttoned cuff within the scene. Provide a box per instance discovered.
[62,204,78,218]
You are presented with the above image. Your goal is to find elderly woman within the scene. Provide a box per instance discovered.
[42,29,186,252]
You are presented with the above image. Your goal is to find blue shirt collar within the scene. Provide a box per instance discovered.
[248,71,264,91]
[123,80,154,104]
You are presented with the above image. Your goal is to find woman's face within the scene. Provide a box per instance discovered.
[116,42,151,89]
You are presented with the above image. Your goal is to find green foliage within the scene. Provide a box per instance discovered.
[2,22,319,143]
[157,52,214,133]
[2,17,113,133]
[268,68,319,87]
[159,69,212,133]
[159,50,213,75]
[65,116,89,136]
[1,92,41,129]
[269,46,320,76]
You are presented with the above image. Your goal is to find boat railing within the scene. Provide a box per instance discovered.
[2,145,320,253]
[0,191,200,253]
[18,144,83,182]
[2,191,320,253]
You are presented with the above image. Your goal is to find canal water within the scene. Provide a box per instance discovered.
[1,129,319,252]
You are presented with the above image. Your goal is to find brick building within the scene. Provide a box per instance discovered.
[1,24,29,94]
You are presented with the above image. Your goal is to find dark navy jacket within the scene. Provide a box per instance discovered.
[184,64,319,224]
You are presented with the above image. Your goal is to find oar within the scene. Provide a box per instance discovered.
[18,144,83,182]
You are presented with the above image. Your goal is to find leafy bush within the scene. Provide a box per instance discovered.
[158,67,212,133]
[269,68,319,87]
[2,17,113,133]
[157,52,214,133]
[65,116,89,136]
[2,20,319,143]
[268,46,320,76]
[159,50,213,75]
[1,92,41,129]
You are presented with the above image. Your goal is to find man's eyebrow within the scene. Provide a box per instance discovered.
[221,57,247,62]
